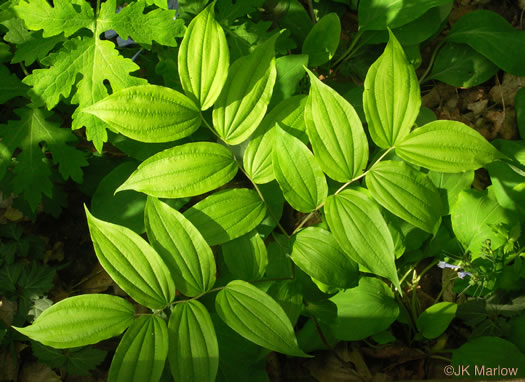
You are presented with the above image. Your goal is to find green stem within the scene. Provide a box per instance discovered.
[199,113,289,238]
[306,0,316,23]
[419,39,445,84]
[332,30,363,69]
[292,147,394,236]
[96,0,101,16]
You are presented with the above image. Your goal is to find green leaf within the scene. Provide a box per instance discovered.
[244,95,307,184]
[273,126,328,213]
[85,207,175,309]
[0,106,87,211]
[358,0,453,30]
[329,277,399,340]
[116,142,238,198]
[446,10,525,76]
[168,300,219,382]
[452,337,525,378]
[91,161,147,234]
[212,33,278,144]
[145,197,216,297]
[24,36,146,151]
[325,188,400,290]
[363,30,420,149]
[215,280,310,357]
[396,120,505,172]
[178,2,229,110]
[108,315,168,382]
[222,230,267,281]
[0,65,28,103]
[427,170,474,214]
[429,42,499,88]
[184,188,266,246]
[14,0,95,37]
[272,54,308,106]
[416,302,457,339]
[82,85,201,143]
[32,342,106,376]
[13,294,134,348]
[366,161,442,233]
[302,13,340,66]
[98,0,184,47]
[451,189,517,258]
[305,69,368,182]
[291,227,359,289]
[516,87,525,139]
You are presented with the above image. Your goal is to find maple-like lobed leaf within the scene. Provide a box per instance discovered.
[0,107,88,210]
[14,0,95,37]
[99,0,185,47]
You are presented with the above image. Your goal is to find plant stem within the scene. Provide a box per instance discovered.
[199,113,289,237]
[306,0,316,23]
[332,30,363,69]
[419,39,445,84]
[96,0,101,16]
[292,147,394,235]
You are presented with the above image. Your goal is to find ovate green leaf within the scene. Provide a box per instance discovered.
[145,197,216,297]
[366,161,442,233]
[329,277,399,340]
[108,315,168,382]
[363,30,420,149]
[216,280,310,357]
[13,294,134,348]
[212,34,278,144]
[302,13,340,66]
[291,227,359,289]
[358,0,453,30]
[243,95,307,184]
[446,10,525,76]
[116,142,238,198]
[429,42,499,88]
[451,189,517,258]
[184,188,266,246]
[325,189,399,289]
[85,207,175,309]
[178,2,229,110]
[416,302,457,339]
[396,120,505,172]
[168,300,219,382]
[305,69,368,182]
[83,85,201,143]
[222,230,267,281]
[273,126,328,213]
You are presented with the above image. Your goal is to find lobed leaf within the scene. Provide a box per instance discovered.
[395,120,506,173]
[366,161,443,233]
[13,294,134,348]
[363,30,420,149]
[168,300,219,382]
[212,33,278,144]
[82,85,201,143]
[85,207,175,309]
[305,69,368,182]
[108,315,168,382]
[178,2,229,110]
[325,188,400,290]
[184,188,266,246]
[116,142,238,198]
[145,197,216,297]
[273,126,328,213]
[215,280,310,357]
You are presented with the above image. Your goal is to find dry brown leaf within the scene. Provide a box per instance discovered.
[0,348,19,381]
[489,73,525,107]
[19,362,61,382]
